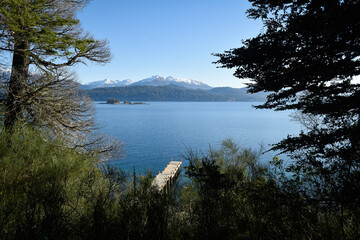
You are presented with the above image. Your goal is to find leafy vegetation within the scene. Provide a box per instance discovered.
[0,126,172,240]
[215,0,360,236]
[0,0,110,143]
[178,140,360,240]
[1,0,359,239]
[2,134,358,239]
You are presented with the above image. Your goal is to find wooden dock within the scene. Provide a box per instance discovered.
[153,160,182,192]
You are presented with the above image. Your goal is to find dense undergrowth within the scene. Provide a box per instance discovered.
[0,127,359,240]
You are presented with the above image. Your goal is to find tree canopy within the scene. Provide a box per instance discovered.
[215,0,360,208]
[0,0,111,145]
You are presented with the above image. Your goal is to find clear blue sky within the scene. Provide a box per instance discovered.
[75,0,263,88]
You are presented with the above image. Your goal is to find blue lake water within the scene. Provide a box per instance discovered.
[94,102,302,173]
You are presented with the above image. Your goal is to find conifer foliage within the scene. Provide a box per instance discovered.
[215,0,360,208]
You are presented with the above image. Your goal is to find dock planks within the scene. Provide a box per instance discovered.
[153,160,182,192]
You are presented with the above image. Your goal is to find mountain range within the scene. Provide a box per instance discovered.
[81,75,212,90]
[80,75,268,102]
[0,71,267,102]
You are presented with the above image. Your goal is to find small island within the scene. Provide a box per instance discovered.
[106,98,120,104]
[105,99,146,105]
[123,101,146,105]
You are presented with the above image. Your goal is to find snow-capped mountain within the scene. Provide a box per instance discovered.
[82,75,212,90]
[131,75,212,90]
[82,79,134,89]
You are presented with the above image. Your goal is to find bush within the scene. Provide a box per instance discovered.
[0,126,175,240]
[180,139,320,240]
[2,131,357,240]
[0,126,103,239]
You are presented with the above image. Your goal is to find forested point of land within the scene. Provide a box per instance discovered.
[1,0,359,239]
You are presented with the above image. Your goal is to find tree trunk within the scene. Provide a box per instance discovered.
[4,39,30,129]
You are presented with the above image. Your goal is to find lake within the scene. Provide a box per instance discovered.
[94,102,301,173]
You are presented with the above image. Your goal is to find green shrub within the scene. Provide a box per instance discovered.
[0,126,103,239]
[0,126,175,240]
[180,139,318,240]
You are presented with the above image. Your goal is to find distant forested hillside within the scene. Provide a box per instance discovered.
[208,87,268,102]
[81,85,267,102]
